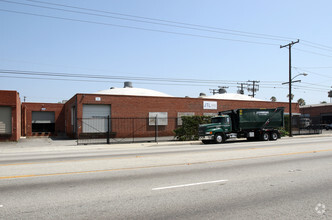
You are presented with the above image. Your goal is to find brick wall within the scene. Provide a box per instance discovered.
[300,104,332,117]
[0,90,21,141]
[22,103,65,136]
[66,93,299,138]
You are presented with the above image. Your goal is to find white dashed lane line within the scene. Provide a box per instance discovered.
[152,179,228,191]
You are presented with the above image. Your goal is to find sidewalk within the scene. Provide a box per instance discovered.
[1,133,332,154]
[0,136,199,154]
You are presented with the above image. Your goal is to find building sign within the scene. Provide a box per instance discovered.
[149,112,168,126]
[203,101,217,110]
[95,97,101,101]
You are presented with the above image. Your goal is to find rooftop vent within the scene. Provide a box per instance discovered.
[218,88,227,94]
[199,93,206,97]
[124,81,133,88]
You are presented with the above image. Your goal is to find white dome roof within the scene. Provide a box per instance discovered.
[205,93,263,101]
[95,87,173,97]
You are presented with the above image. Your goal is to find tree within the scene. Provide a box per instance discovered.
[287,94,294,100]
[321,101,327,104]
[297,98,306,106]
[270,96,277,102]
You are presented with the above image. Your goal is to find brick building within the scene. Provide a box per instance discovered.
[64,83,299,139]
[0,83,300,141]
[0,90,21,141]
[21,103,65,137]
[300,103,332,124]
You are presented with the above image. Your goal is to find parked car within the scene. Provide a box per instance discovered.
[325,124,332,130]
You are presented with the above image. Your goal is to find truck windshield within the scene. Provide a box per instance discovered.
[211,117,229,124]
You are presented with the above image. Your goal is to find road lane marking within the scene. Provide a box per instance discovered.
[1,148,331,180]
[1,144,325,166]
[152,179,228,190]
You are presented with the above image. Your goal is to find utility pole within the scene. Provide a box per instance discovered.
[247,80,259,97]
[237,83,247,94]
[280,39,300,137]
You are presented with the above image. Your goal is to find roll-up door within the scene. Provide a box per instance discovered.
[82,104,111,133]
[0,107,12,134]
[32,111,55,133]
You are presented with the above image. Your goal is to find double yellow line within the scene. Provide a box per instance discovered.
[1,148,331,180]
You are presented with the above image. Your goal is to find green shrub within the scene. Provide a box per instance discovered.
[174,116,211,141]
[278,127,289,137]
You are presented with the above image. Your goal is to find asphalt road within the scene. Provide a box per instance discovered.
[0,136,331,219]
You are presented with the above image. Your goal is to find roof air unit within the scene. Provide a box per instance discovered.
[124,81,133,88]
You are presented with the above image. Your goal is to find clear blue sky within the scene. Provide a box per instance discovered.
[1,0,332,104]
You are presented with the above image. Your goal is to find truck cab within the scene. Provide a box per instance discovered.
[198,115,231,144]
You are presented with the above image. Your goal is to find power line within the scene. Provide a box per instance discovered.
[23,0,295,41]
[2,0,332,56]
[293,48,332,58]
[301,40,332,50]
[1,74,327,93]
[295,66,332,69]
[301,43,332,53]
[0,0,295,42]
[0,9,281,46]
[2,68,329,89]
[22,0,332,51]
[293,67,332,79]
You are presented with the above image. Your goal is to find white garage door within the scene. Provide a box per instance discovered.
[0,107,12,134]
[82,105,111,133]
[32,111,55,123]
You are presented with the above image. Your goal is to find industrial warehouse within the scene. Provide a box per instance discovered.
[0,82,308,142]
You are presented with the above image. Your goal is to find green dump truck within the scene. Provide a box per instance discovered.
[199,108,284,144]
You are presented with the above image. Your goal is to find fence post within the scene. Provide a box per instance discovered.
[132,118,135,143]
[155,115,158,143]
[107,115,110,144]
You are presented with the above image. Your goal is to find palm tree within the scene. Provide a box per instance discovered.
[297,98,306,106]
[270,96,277,102]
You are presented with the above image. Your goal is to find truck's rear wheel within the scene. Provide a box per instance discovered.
[270,131,278,141]
[214,133,225,144]
[260,132,269,141]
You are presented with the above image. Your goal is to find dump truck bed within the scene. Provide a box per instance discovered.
[219,108,284,131]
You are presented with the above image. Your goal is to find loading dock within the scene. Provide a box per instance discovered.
[0,106,12,135]
[32,111,55,133]
[82,104,111,133]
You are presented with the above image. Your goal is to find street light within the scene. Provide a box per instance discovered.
[282,73,308,137]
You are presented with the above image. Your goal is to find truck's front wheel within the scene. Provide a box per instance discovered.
[214,133,226,144]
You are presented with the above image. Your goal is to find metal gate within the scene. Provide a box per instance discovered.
[77,117,177,145]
